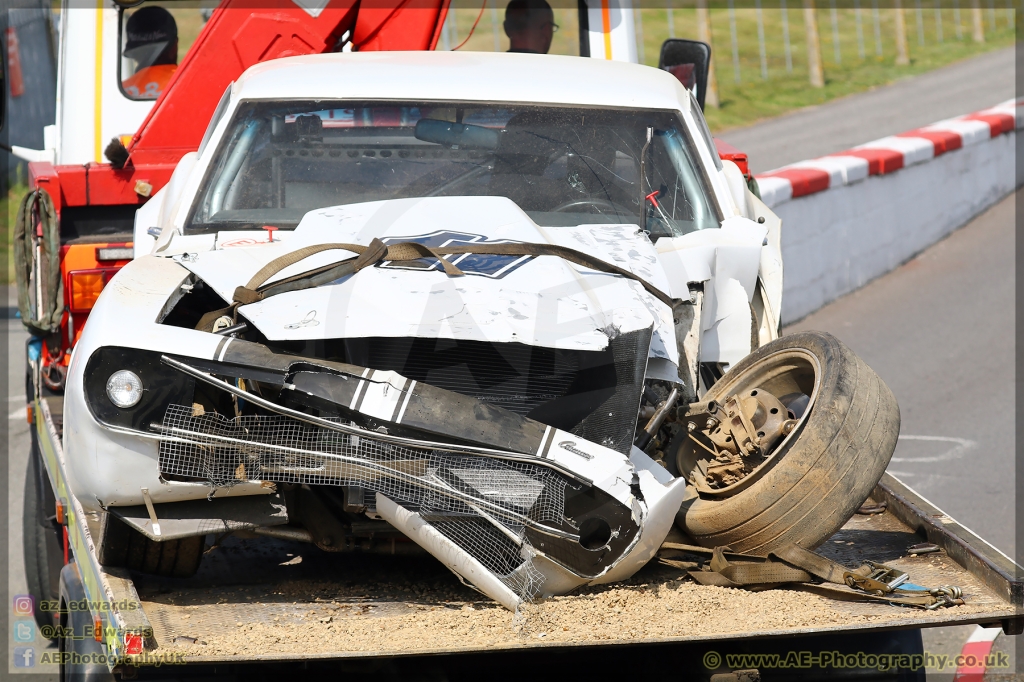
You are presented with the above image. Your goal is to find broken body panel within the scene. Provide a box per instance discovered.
[63,52,779,607]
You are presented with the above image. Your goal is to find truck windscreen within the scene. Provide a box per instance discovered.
[186,101,721,237]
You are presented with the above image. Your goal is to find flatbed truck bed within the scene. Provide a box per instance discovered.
[31,393,1023,678]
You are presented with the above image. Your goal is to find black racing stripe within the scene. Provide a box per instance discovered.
[540,427,557,458]
[390,379,411,422]
[213,336,229,362]
[352,370,374,411]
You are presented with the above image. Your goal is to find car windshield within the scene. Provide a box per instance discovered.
[187,101,722,238]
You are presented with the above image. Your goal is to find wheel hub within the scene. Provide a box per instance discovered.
[687,387,798,489]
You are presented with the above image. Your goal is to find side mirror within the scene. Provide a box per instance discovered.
[659,39,711,112]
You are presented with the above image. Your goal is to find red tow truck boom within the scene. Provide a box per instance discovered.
[24,0,449,386]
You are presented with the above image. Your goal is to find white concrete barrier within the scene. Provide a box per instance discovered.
[752,99,1022,324]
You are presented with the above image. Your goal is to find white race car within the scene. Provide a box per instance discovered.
[65,52,896,609]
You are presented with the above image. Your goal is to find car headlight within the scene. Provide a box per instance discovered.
[85,347,195,430]
[106,370,143,408]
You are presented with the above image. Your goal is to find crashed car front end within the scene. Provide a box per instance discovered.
[67,216,687,607]
[64,64,775,608]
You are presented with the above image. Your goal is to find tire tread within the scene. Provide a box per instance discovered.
[683,331,900,554]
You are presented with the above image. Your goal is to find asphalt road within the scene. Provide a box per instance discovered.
[785,189,1018,676]
[787,190,1016,558]
[722,46,1019,675]
[718,46,1016,173]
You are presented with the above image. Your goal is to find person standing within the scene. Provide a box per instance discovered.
[503,0,557,54]
[121,6,179,99]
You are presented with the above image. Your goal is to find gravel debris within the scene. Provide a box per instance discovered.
[155,579,995,659]
[137,520,1006,660]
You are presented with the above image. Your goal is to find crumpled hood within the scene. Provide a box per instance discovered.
[175,196,678,364]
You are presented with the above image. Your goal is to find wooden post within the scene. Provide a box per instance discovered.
[873,0,883,55]
[971,0,985,40]
[894,0,910,64]
[635,8,646,64]
[830,0,842,64]
[855,0,866,59]
[915,0,925,45]
[441,10,452,50]
[728,0,741,83]
[696,0,720,108]
[491,3,501,51]
[782,0,794,71]
[804,0,825,87]
[756,0,768,79]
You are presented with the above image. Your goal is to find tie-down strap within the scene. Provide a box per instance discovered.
[661,542,964,610]
[231,238,679,309]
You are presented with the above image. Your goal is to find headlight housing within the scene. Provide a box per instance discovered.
[85,347,194,430]
[106,370,143,408]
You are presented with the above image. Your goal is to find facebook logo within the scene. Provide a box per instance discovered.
[13,647,34,668]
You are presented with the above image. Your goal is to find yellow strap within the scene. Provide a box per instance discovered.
[233,239,678,309]
[244,243,367,291]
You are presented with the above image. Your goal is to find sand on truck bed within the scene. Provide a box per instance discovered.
[135,514,1006,661]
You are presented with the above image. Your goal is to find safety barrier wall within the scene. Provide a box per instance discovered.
[753,99,1022,324]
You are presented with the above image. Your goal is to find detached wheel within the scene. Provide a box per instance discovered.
[678,330,899,554]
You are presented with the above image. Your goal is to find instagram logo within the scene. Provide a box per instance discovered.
[12,595,33,616]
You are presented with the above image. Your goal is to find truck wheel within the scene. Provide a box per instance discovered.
[23,435,63,630]
[677,330,899,554]
[97,513,204,579]
[58,564,116,682]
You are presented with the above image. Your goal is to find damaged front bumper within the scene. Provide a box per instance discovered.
[82,339,686,609]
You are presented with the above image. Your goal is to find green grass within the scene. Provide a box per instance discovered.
[646,3,1016,131]
[446,1,1016,132]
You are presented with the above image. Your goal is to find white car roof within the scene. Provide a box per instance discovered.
[232,51,693,112]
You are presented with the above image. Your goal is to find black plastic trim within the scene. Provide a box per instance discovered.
[83,346,194,431]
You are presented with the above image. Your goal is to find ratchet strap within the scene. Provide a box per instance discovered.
[14,188,64,337]
[661,542,964,610]
[229,238,679,309]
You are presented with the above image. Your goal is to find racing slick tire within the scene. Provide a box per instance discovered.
[97,513,204,579]
[680,330,900,555]
[23,433,63,630]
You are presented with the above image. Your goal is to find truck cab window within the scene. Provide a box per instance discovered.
[119,2,216,101]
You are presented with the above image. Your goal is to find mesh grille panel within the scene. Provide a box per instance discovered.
[424,515,543,600]
[157,405,568,602]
